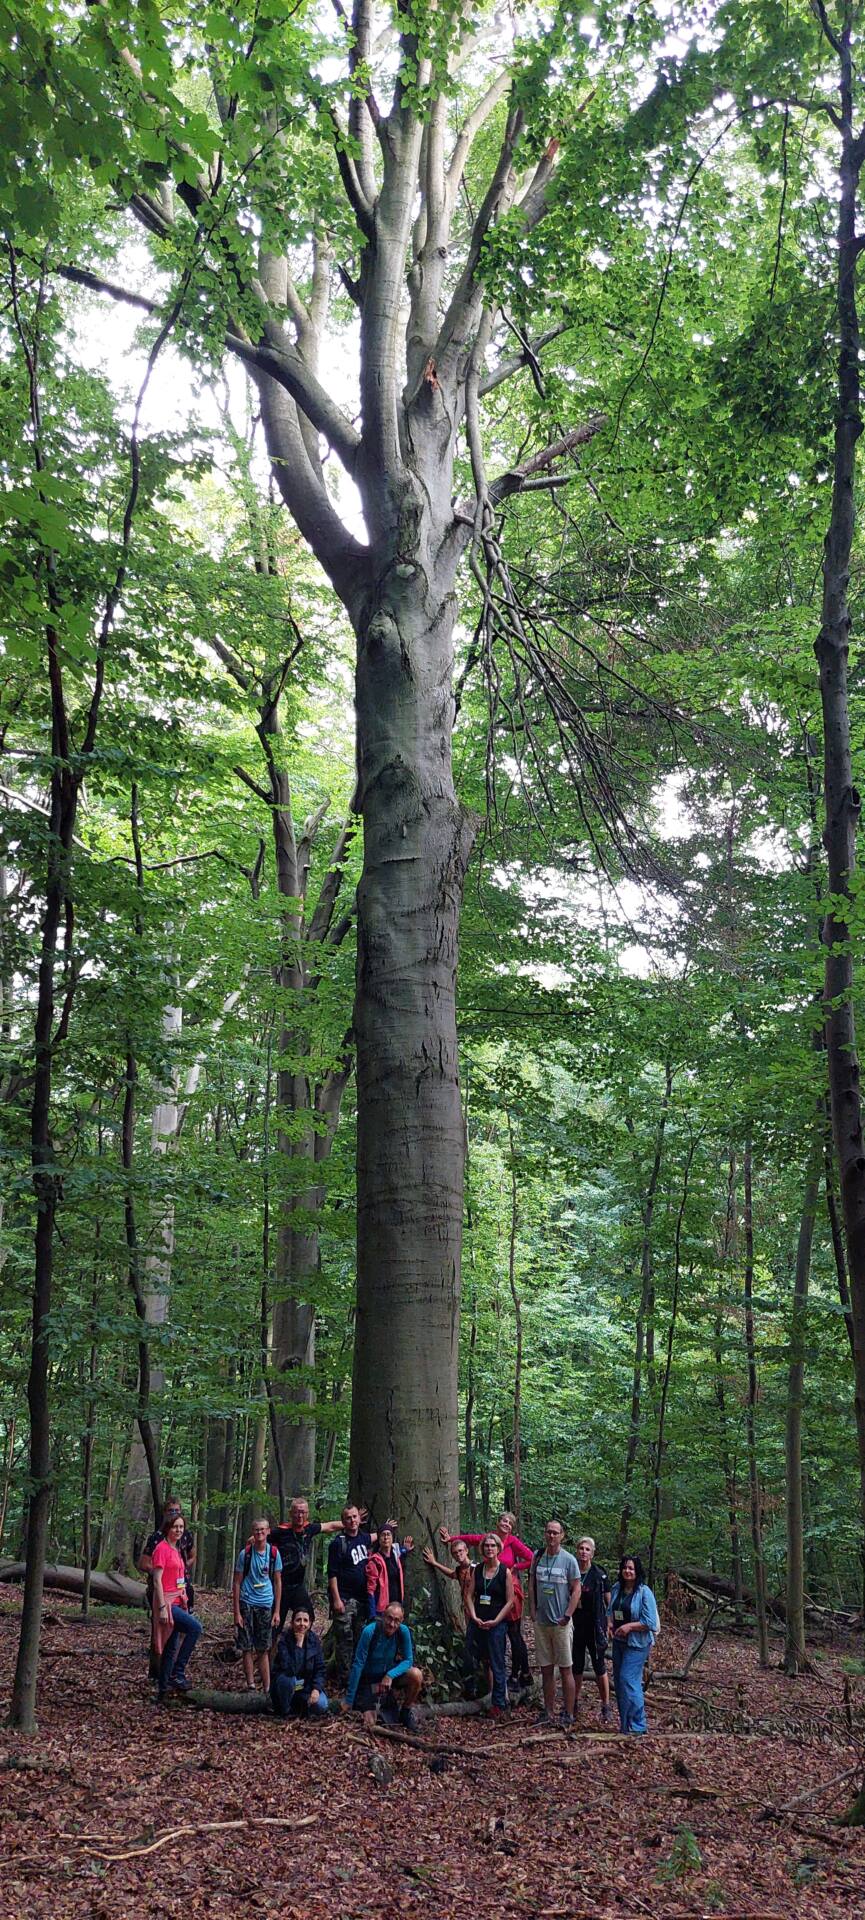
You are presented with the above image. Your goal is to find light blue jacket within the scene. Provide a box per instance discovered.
[346,1620,414,1706]
[607,1581,660,1651]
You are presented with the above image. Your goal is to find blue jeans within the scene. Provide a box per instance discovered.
[160,1606,203,1691]
[612,1638,650,1733]
[468,1621,508,1708]
[270,1674,329,1718]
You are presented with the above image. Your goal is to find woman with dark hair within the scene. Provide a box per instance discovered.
[151,1512,203,1701]
[270,1605,328,1718]
[607,1553,660,1735]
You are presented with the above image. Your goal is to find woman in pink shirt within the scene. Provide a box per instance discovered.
[441,1511,533,1686]
[151,1512,203,1701]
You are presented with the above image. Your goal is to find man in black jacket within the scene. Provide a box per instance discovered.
[573,1536,612,1723]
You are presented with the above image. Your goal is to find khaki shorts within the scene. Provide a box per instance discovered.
[534,1616,573,1669]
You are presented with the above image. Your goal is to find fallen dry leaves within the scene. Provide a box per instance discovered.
[0,1583,863,1918]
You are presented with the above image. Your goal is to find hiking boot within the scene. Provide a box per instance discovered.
[559,1710,574,1730]
[535,1709,553,1726]
[600,1703,612,1726]
[400,1704,420,1732]
[377,1690,401,1725]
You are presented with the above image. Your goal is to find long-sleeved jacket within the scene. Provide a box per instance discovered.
[346,1620,414,1705]
[607,1582,661,1651]
[272,1626,326,1694]
[366,1547,406,1615]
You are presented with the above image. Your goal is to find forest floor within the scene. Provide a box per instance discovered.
[0,1583,864,1918]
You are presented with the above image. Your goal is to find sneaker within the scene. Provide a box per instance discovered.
[535,1709,553,1726]
[400,1704,420,1732]
[600,1703,612,1726]
[559,1711,574,1730]
[172,1673,191,1693]
[377,1690,401,1725]
[488,1704,504,1718]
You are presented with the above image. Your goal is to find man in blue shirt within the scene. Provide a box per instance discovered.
[346,1603,423,1730]
[232,1517,282,1694]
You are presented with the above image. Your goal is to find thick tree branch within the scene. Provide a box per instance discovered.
[49,264,156,312]
[445,71,511,217]
[226,327,361,473]
[433,106,524,384]
[478,323,568,396]
[305,810,359,947]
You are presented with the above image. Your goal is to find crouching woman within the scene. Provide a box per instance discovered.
[271,1604,329,1719]
[607,1553,660,1735]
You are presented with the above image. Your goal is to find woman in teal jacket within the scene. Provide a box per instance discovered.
[607,1553,660,1735]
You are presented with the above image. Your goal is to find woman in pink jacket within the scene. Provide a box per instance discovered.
[441,1511,533,1686]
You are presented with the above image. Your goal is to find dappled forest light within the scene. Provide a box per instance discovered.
[3,0,865,1907]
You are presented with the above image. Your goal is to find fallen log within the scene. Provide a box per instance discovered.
[0,1562,146,1609]
[183,1688,272,1713]
[678,1566,857,1626]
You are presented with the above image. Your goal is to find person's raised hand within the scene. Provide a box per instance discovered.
[439,1525,452,1543]
[403,1535,414,1552]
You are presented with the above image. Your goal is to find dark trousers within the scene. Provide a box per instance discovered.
[279,1583,314,1632]
[329,1601,363,1685]
[160,1606,203,1691]
[507,1615,530,1681]
[467,1621,508,1708]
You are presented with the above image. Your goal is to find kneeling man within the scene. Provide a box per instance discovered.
[346,1602,423,1731]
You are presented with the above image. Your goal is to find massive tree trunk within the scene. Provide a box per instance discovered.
[349,557,476,1532]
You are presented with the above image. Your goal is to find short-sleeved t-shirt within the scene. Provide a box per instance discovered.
[151,1540,187,1605]
[534,1549,580,1625]
[269,1521,322,1587]
[236,1544,282,1610]
[577,1562,609,1633]
[327,1530,372,1603]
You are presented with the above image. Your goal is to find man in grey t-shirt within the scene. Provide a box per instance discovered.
[529,1519,581,1726]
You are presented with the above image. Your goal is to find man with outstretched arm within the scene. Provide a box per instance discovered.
[529,1518,582,1728]
[573,1535,612,1723]
[327,1503,374,1684]
[268,1496,352,1633]
[346,1602,423,1730]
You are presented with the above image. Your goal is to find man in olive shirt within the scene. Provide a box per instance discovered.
[529,1518,581,1727]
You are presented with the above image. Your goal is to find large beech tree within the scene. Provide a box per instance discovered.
[55,0,650,1533]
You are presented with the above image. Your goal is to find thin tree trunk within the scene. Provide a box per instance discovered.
[0,1415,16,1555]
[812,14,865,1707]
[505,1112,523,1529]
[619,1059,673,1554]
[714,1153,744,1624]
[648,1131,698,1586]
[784,1127,822,1674]
[743,1140,769,1667]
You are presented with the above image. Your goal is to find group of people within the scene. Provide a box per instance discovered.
[139,1497,661,1737]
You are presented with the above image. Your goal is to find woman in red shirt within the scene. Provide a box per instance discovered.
[441,1511,533,1687]
[151,1512,203,1701]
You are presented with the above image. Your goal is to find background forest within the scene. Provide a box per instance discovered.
[2,0,865,1732]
